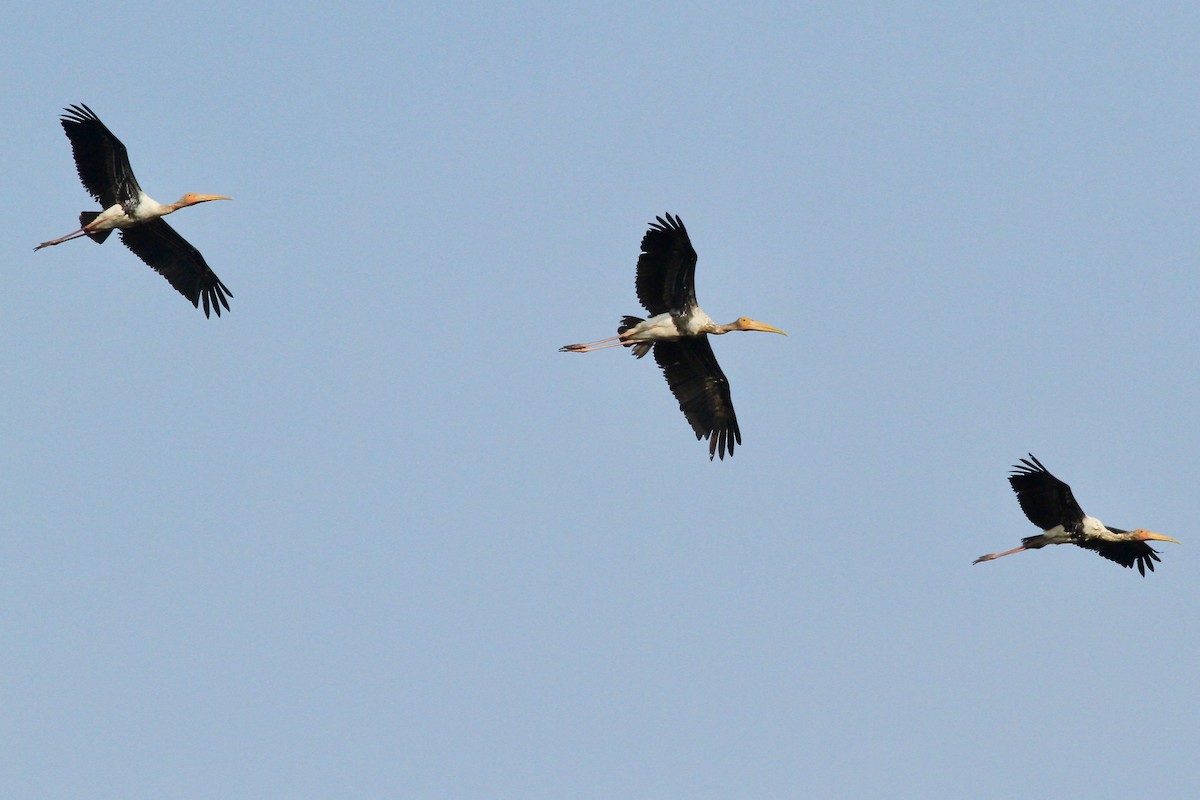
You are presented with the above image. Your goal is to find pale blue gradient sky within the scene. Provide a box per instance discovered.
[4,3,1200,798]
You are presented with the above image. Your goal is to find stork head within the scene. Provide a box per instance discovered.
[733,317,787,335]
[1132,529,1181,545]
[180,193,232,206]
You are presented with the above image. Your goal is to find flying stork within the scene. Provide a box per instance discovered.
[560,213,786,459]
[974,454,1180,575]
[35,103,233,317]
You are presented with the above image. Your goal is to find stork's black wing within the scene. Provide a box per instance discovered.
[1076,537,1163,577]
[635,213,699,316]
[119,220,232,317]
[1009,454,1087,532]
[652,337,740,460]
[60,104,142,212]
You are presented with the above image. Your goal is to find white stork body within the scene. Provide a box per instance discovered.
[87,192,172,231]
[1032,515,1114,547]
[620,309,718,342]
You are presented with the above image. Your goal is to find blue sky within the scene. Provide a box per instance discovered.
[4,2,1200,797]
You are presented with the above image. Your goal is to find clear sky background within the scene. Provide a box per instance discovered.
[4,2,1199,798]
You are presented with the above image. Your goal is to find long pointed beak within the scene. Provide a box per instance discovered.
[1142,531,1181,544]
[744,319,787,335]
[197,194,232,202]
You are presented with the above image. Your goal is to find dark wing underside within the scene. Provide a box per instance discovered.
[652,337,740,460]
[635,213,699,316]
[60,104,142,211]
[1009,454,1087,532]
[119,220,232,317]
[1076,537,1163,576]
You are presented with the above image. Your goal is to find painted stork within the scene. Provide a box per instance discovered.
[35,104,233,317]
[560,213,786,460]
[974,454,1180,575]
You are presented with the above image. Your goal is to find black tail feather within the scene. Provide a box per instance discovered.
[619,316,652,358]
[79,211,111,243]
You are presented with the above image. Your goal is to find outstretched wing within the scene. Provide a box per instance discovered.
[1009,454,1086,532]
[60,104,142,211]
[652,337,740,460]
[1077,538,1163,577]
[635,213,699,316]
[119,220,232,317]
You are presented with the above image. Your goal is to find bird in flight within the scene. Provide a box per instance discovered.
[36,103,233,317]
[560,213,786,459]
[974,454,1180,575]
